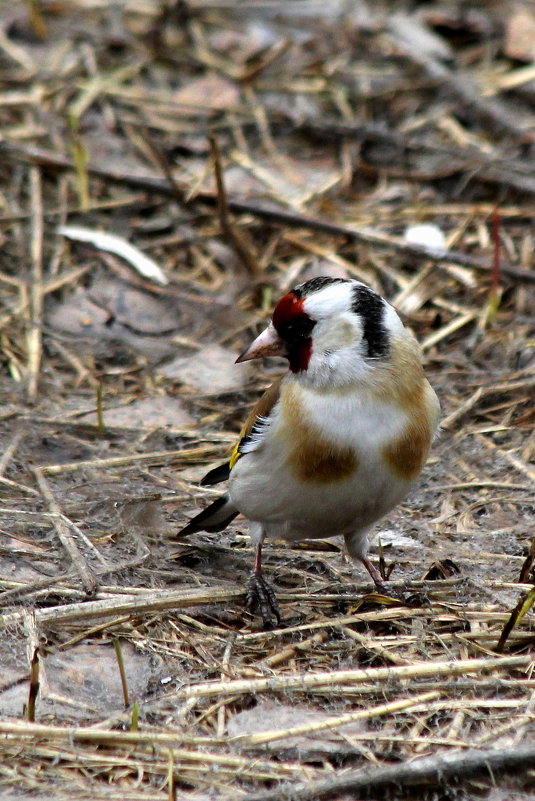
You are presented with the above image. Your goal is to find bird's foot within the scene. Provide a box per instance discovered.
[372,577,395,597]
[359,556,396,596]
[370,577,430,607]
[246,572,281,629]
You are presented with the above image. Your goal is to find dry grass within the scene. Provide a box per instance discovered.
[0,1,534,799]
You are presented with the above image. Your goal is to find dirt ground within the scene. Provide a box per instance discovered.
[0,1,535,799]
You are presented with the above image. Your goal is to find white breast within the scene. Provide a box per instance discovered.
[298,386,410,453]
[229,378,413,542]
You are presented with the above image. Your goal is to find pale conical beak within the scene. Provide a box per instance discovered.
[236,324,286,363]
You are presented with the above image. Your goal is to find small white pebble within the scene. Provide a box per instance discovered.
[404,223,447,250]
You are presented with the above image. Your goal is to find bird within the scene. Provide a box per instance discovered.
[178,276,440,627]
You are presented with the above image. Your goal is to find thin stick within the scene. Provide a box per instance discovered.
[210,134,260,276]
[0,476,39,495]
[40,444,224,475]
[0,719,281,758]
[440,387,484,430]
[217,635,235,737]
[0,427,25,476]
[113,640,130,708]
[421,311,477,351]
[0,586,245,630]
[32,468,97,595]
[264,631,328,668]
[26,166,44,401]
[168,749,175,801]
[26,648,40,722]
[239,744,535,801]
[339,625,411,666]
[236,691,439,746]
[0,555,148,606]
[96,381,105,435]
[174,655,530,700]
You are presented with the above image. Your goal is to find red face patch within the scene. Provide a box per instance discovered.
[272,292,304,331]
[272,292,315,373]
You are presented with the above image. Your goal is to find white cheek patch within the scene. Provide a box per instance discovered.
[312,314,362,354]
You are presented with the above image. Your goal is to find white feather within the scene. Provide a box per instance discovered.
[238,415,272,455]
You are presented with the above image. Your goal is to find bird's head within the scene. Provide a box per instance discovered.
[237,277,409,388]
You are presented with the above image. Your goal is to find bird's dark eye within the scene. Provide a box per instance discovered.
[282,315,316,341]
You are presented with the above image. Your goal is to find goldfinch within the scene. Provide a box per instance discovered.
[179,277,440,626]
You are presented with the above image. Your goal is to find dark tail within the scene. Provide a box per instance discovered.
[200,461,230,486]
[178,493,239,536]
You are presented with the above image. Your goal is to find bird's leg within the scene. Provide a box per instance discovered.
[246,542,281,628]
[359,555,391,596]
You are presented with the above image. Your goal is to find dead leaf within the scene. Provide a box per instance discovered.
[422,559,461,580]
[78,396,193,428]
[504,8,535,61]
[174,75,241,114]
[159,344,249,393]
[119,496,166,537]
[227,701,367,753]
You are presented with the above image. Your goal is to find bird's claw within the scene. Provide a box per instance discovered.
[372,577,392,597]
[246,572,281,629]
[371,581,430,607]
